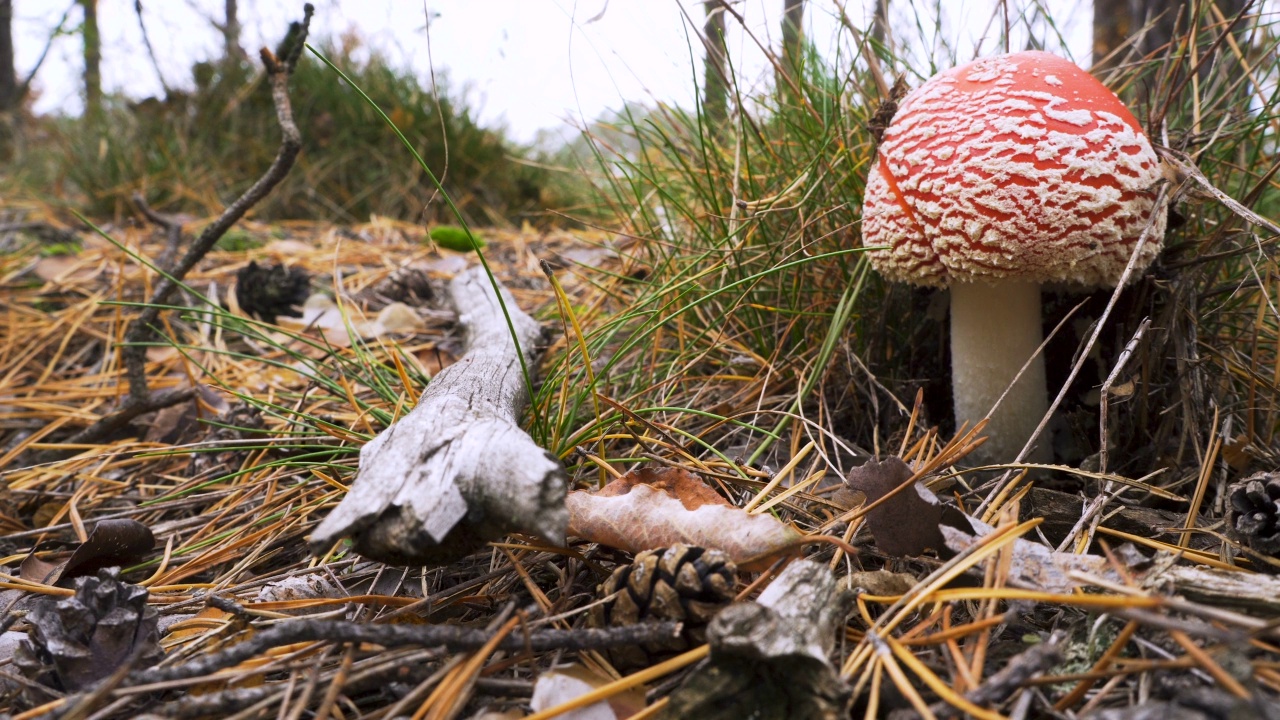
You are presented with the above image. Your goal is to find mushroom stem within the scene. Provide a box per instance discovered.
[949,280,1052,465]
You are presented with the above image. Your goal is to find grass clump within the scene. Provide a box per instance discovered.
[534,39,900,470]
[3,35,574,227]
[538,6,1280,485]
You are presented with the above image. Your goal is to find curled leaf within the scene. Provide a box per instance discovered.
[20,519,155,586]
[567,467,801,571]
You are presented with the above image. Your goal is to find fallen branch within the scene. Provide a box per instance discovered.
[310,265,568,565]
[109,655,521,719]
[136,619,681,685]
[131,193,183,272]
[59,4,314,448]
[963,632,1065,706]
[928,631,1065,719]
[42,620,680,718]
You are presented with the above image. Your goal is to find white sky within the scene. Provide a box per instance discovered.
[11,1,1094,144]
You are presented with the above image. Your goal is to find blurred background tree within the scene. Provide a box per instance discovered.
[78,0,100,119]
[1,1,14,114]
[1092,0,1248,66]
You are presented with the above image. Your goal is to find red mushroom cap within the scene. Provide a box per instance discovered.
[863,50,1166,287]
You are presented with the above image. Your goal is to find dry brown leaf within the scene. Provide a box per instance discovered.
[555,245,617,269]
[145,346,179,363]
[33,255,101,284]
[414,255,469,275]
[143,400,198,444]
[163,606,235,644]
[142,384,229,444]
[566,467,801,571]
[31,502,62,529]
[263,238,314,257]
[414,345,458,377]
[281,294,353,347]
[844,569,919,597]
[19,519,155,586]
[844,460,1127,592]
[1222,434,1254,473]
[365,301,423,335]
[843,457,969,556]
[277,296,422,346]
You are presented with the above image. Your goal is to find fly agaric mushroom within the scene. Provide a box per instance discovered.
[862,50,1166,464]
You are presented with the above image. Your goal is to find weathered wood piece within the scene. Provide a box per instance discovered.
[1022,487,1211,551]
[663,560,853,719]
[1144,563,1280,616]
[310,266,567,565]
[714,559,848,665]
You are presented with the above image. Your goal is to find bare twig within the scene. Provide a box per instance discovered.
[145,620,679,684]
[1099,318,1152,475]
[132,0,173,98]
[131,192,183,272]
[875,631,1066,720]
[0,221,79,244]
[14,1,75,105]
[149,648,445,719]
[42,619,681,719]
[1161,147,1280,237]
[964,632,1065,706]
[59,3,314,448]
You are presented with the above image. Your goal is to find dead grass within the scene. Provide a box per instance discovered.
[1,212,633,718]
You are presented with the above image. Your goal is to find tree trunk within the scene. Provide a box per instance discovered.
[1092,0,1129,68]
[871,0,890,47]
[0,0,14,112]
[80,0,101,118]
[780,0,804,84]
[1093,0,1246,67]
[702,1,728,125]
[224,0,244,59]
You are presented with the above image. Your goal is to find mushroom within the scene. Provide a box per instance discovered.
[861,51,1166,465]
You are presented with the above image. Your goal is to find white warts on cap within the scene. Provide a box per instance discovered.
[863,50,1166,289]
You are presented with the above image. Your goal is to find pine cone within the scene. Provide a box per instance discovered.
[14,568,162,695]
[1226,473,1280,558]
[590,545,736,670]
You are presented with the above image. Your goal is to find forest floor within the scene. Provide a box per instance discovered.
[0,207,649,719]
[4,204,1280,720]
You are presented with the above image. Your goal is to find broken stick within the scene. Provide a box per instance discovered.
[310,265,567,565]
